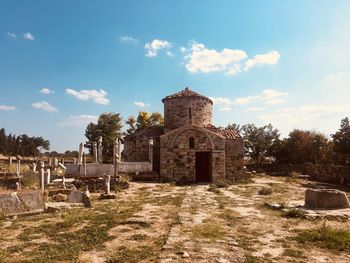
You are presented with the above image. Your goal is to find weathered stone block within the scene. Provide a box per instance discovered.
[305,188,350,209]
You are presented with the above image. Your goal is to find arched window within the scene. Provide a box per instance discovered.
[189,137,195,149]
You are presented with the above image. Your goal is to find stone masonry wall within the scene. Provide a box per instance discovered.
[160,126,225,183]
[225,139,245,178]
[123,126,164,172]
[163,97,212,133]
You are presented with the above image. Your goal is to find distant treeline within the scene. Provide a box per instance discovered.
[0,128,50,157]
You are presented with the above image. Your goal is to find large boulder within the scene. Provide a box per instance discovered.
[305,188,350,209]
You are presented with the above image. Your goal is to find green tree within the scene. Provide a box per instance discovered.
[332,117,350,164]
[241,123,280,163]
[226,123,241,132]
[136,111,151,129]
[125,116,136,135]
[85,113,123,161]
[150,112,164,126]
[274,129,330,164]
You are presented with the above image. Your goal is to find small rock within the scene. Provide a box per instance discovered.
[182,251,190,258]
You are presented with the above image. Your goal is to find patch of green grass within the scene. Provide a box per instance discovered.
[8,197,145,262]
[191,222,226,241]
[282,248,305,258]
[217,209,238,226]
[283,208,307,219]
[258,187,272,195]
[129,234,147,241]
[208,184,221,194]
[293,222,350,253]
[106,245,154,263]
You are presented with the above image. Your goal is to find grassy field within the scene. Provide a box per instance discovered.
[0,175,349,262]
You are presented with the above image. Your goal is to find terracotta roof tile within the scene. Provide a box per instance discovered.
[204,124,242,140]
[162,87,213,104]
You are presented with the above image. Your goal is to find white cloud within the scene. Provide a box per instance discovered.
[248,107,266,112]
[166,51,175,57]
[234,89,288,105]
[0,105,16,111]
[145,39,172,57]
[65,89,109,105]
[234,96,260,105]
[134,101,149,107]
[209,97,232,106]
[23,32,34,41]
[244,50,280,71]
[183,42,280,75]
[32,101,57,112]
[40,88,52,94]
[119,36,138,44]
[218,107,232,112]
[7,32,16,39]
[324,72,346,81]
[58,115,98,127]
[185,42,247,74]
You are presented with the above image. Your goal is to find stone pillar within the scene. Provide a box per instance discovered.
[73,157,77,164]
[83,153,87,176]
[54,158,58,167]
[39,161,45,191]
[48,158,52,167]
[16,156,22,176]
[9,156,12,165]
[105,175,111,194]
[78,142,84,164]
[118,140,121,161]
[32,162,37,173]
[93,142,98,164]
[46,169,51,186]
[113,139,119,177]
[98,136,103,164]
[149,139,154,166]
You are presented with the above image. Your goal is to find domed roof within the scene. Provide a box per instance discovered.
[162,87,213,104]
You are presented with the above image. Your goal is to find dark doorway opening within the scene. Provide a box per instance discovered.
[195,152,212,183]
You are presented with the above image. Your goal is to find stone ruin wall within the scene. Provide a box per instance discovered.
[163,97,212,132]
[123,127,164,172]
[160,128,225,183]
[225,139,245,178]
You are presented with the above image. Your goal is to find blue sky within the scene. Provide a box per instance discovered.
[1,0,350,152]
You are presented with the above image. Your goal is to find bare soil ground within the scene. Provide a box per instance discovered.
[1,175,350,263]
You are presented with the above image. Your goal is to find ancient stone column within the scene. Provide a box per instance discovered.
[73,157,77,164]
[54,158,58,167]
[9,156,12,166]
[105,175,111,195]
[113,139,119,177]
[78,142,84,164]
[46,169,51,186]
[98,136,103,164]
[32,162,37,173]
[118,139,121,161]
[48,158,52,167]
[83,153,87,177]
[93,142,98,164]
[39,161,45,191]
[149,139,154,168]
[16,156,22,176]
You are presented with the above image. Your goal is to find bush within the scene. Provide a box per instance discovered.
[208,184,221,194]
[294,222,350,252]
[258,186,273,195]
[283,208,306,218]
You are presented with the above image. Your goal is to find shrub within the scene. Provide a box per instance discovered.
[294,222,350,252]
[208,184,221,194]
[258,187,273,195]
[283,208,306,219]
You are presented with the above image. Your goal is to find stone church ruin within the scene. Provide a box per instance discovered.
[124,87,244,183]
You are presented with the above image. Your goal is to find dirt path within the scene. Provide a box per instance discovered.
[159,185,244,263]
